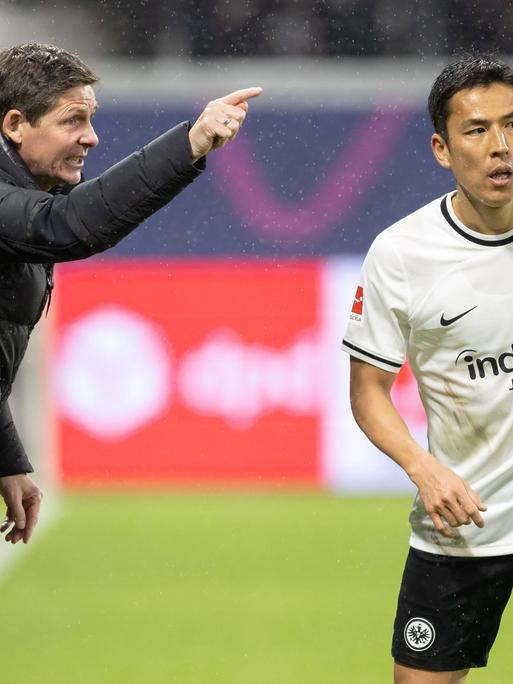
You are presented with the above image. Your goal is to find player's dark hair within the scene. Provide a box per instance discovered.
[0,43,98,125]
[428,53,513,140]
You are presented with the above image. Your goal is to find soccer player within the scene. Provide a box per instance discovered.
[0,43,261,545]
[343,54,513,682]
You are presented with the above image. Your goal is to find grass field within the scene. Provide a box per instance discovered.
[0,492,512,683]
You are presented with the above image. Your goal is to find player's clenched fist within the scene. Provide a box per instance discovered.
[188,87,262,162]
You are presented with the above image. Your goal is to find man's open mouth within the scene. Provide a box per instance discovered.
[489,167,513,186]
[489,167,512,181]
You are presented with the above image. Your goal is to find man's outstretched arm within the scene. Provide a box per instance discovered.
[0,87,263,264]
[349,356,486,538]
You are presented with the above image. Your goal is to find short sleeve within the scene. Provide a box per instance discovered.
[342,233,410,373]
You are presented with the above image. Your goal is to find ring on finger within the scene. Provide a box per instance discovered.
[222,118,231,126]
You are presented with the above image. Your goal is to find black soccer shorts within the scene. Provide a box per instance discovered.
[392,547,513,672]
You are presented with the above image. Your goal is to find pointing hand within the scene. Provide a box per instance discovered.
[188,87,263,162]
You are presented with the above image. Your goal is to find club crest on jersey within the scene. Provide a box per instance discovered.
[350,285,364,322]
[404,618,435,652]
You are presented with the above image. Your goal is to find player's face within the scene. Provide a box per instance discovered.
[4,85,99,191]
[432,82,513,208]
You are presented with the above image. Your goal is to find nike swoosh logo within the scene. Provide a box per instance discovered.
[440,305,479,327]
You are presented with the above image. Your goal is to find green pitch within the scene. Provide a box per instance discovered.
[0,492,512,683]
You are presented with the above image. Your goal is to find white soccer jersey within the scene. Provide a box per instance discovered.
[343,192,513,557]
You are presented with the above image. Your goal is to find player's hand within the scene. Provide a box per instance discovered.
[0,474,42,544]
[409,453,487,538]
[188,87,263,162]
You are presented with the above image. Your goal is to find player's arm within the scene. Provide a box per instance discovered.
[349,356,486,537]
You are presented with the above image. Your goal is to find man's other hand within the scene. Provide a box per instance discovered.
[409,453,487,539]
[0,474,42,544]
[188,87,263,162]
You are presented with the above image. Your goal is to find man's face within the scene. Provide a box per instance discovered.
[432,82,513,208]
[9,84,99,191]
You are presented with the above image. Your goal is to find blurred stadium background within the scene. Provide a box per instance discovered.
[4,1,513,682]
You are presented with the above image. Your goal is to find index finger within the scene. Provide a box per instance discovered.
[459,498,485,528]
[218,87,263,106]
[463,484,487,527]
[467,507,485,529]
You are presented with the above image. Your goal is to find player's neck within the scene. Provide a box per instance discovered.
[452,189,513,236]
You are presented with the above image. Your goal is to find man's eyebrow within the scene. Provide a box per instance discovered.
[60,103,99,118]
[461,117,488,127]
[461,111,513,127]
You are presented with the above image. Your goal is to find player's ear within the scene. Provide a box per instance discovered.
[431,132,451,169]
[2,110,25,145]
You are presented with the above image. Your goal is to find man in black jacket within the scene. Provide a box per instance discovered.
[0,43,261,545]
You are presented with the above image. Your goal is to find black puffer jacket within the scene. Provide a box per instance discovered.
[0,122,203,476]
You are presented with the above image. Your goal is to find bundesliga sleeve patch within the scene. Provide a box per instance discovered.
[350,285,363,322]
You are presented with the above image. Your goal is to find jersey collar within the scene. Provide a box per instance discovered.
[441,193,513,246]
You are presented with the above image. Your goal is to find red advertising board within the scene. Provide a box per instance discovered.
[52,261,321,486]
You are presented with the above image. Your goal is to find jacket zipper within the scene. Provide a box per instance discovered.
[33,265,54,325]
[45,266,54,316]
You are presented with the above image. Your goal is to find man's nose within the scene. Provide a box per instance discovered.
[79,122,99,148]
[490,127,509,155]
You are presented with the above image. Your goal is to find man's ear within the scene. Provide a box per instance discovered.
[431,132,451,170]
[2,110,26,145]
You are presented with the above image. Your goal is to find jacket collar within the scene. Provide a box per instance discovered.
[0,134,40,190]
